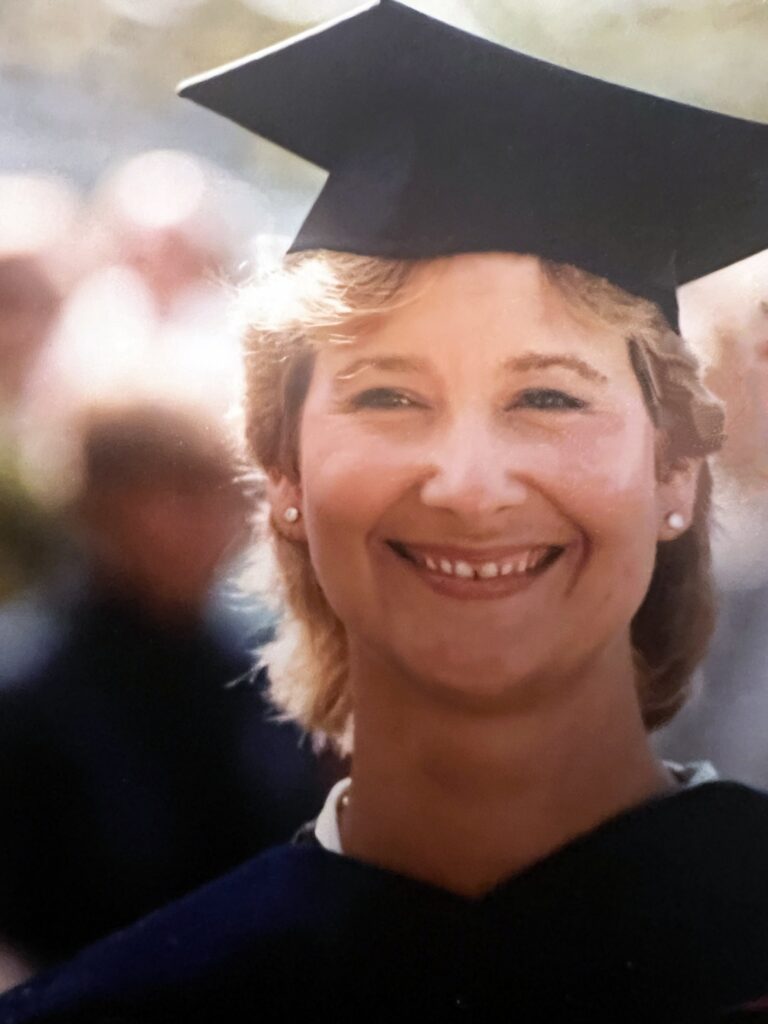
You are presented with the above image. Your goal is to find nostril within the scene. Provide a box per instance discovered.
[420,473,530,511]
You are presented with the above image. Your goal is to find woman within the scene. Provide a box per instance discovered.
[3,2,768,1022]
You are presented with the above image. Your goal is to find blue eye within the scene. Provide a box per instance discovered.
[350,388,418,410]
[511,388,586,411]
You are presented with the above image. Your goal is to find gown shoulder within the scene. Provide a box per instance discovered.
[3,781,768,1023]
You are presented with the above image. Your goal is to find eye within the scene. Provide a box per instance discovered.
[509,388,587,411]
[349,387,421,410]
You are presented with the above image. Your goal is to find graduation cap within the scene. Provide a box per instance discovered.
[178,0,768,328]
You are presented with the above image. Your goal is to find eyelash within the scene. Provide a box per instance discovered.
[349,387,587,412]
[349,388,422,410]
[508,388,587,411]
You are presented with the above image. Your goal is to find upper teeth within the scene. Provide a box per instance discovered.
[412,547,554,579]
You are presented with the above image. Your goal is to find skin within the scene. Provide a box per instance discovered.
[271,253,699,896]
[82,481,246,622]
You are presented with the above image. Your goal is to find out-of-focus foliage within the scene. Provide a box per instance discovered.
[0,0,766,121]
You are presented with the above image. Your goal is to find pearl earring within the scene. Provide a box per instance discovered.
[666,512,685,530]
[283,507,300,524]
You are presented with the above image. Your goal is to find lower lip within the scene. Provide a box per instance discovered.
[387,546,565,601]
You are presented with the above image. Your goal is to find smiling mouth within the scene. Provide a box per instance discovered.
[386,541,565,581]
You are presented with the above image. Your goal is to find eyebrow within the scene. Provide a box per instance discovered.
[333,356,432,382]
[503,352,608,384]
[333,351,609,385]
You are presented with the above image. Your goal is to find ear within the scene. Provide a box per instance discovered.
[656,457,701,542]
[265,472,307,541]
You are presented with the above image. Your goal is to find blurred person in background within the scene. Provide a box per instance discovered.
[655,249,768,786]
[95,150,230,317]
[0,175,81,615]
[0,255,61,416]
[0,173,80,433]
[29,150,264,428]
[0,196,80,990]
[0,400,335,974]
[0,255,65,603]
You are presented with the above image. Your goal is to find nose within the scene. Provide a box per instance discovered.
[419,413,530,522]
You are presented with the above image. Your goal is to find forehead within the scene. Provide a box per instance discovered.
[336,253,631,374]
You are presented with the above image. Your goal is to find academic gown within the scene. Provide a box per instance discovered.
[2,781,768,1024]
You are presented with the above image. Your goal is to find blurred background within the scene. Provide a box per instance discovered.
[1,0,767,992]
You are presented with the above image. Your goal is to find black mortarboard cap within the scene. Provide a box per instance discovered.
[178,0,768,328]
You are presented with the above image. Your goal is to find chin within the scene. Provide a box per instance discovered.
[384,619,624,715]
[395,644,550,713]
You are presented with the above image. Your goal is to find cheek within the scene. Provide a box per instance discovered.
[301,413,407,515]
[547,415,660,599]
[298,414,417,603]
[548,413,657,515]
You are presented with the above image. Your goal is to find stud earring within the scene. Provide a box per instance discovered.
[283,507,300,524]
[666,511,685,530]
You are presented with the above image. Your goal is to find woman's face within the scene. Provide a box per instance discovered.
[292,254,684,705]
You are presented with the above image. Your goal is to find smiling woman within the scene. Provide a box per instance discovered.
[243,250,724,758]
[3,2,768,1023]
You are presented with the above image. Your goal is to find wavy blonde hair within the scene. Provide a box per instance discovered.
[241,251,725,754]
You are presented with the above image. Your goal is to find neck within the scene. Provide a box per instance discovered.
[341,646,672,897]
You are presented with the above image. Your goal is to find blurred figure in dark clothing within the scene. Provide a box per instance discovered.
[0,402,335,970]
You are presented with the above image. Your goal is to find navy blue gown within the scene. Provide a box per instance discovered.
[1,781,768,1022]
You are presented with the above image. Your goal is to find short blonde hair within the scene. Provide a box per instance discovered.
[241,251,724,754]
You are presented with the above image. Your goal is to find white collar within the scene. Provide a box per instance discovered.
[312,761,719,855]
[314,776,351,854]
